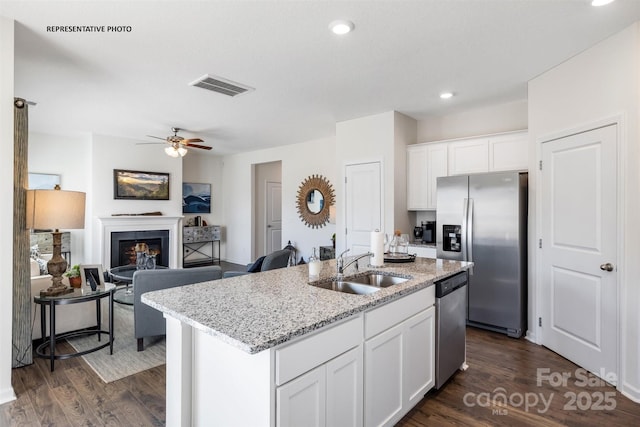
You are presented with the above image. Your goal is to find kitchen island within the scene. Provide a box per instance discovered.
[143,257,470,427]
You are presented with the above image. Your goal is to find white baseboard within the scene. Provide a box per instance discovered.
[0,386,16,405]
[621,381,640,403]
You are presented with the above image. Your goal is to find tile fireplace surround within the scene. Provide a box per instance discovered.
[98,216,182,270]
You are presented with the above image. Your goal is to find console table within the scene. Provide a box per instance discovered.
[183,225,221,267]
[34,283,115,372]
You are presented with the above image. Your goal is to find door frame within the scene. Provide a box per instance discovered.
[534,114,626,387]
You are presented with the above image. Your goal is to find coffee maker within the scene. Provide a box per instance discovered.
[413,226,423,243]
[421,221,436,244]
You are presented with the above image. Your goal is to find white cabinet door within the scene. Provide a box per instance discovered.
[426,143,448,209]
[488,131,528,172]
[406,145,429,210]
[403,307,435,408]
[364,323,403,427]
[407,143,447,210]
[448,138,489,175]
[326,347,363,427]
[277,366,326,427]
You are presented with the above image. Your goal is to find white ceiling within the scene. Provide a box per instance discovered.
[3,0,640,155]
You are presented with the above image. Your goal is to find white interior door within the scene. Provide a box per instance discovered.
[540,124,617,382]
[266,181,282,254]
[345,162,382,255]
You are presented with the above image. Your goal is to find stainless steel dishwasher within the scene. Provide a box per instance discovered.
[435,271,468,389]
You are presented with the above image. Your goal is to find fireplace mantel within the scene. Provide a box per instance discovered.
[98,216,183,269]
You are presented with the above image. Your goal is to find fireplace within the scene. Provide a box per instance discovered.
[110,230,170,268]
[98,216,182,269]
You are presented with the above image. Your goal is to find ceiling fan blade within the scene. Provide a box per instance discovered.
[182,138,204,143]
[184,143,213,150]
[146,135,168,141]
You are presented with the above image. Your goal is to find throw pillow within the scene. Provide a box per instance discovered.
[30,244,48,275]
[247,256,266,273]
[30,244,40,259]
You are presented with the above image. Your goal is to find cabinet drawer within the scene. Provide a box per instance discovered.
[276,316,362,386]
[365,287,435,339]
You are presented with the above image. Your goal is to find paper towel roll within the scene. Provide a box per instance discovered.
[370,230,384,267]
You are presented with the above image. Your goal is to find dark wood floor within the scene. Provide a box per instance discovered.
[2,325,639,426]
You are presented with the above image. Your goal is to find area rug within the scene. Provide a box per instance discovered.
[67,303,166,383]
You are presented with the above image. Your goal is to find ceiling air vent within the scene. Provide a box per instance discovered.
[189,74,255,97]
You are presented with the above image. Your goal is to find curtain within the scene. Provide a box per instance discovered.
[13,98,31,367]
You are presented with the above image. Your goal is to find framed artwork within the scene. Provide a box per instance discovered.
[80,264,105,291]
[182,182,211,213]
[28,173,60,189]
[113,169,170,200]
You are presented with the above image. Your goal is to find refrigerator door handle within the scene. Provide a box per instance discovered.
[461,198,469,262]
[467,198,474,275]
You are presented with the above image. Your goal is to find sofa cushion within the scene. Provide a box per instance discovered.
[247,255,266,273]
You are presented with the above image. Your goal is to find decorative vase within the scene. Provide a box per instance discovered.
[69,276,82,288]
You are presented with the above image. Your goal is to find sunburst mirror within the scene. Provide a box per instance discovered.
[296,174,335,229]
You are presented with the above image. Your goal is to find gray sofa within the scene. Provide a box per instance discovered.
[222,249,291,278]
[133,265,222,351]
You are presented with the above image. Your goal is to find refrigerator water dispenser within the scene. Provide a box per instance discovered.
[442,225,461,252]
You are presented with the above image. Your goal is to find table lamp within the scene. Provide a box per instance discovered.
[26,186,86,296]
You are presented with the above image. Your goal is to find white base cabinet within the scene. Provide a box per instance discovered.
[164,287,436,427]
[364,306,435,427]
[277,346,363,427]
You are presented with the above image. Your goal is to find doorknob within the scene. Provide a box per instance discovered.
[600,263,614,272]
[267,225,272,228]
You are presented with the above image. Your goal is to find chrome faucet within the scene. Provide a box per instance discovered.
[336,249,374,278]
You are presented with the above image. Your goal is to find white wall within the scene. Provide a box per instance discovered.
[335,111,415,253]
[417,99,528,143]
[89,134,183,264]
[528,23,640,402]
[223,137,336,265]
[0,14,16,405]
[28,132,91,264]
[182,153,225,257]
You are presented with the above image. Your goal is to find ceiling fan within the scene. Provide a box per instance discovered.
[145,127,212,157]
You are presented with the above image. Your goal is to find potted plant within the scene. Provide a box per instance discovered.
[64,264,82,288]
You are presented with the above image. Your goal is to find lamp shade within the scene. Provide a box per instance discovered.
[26,189,86,230]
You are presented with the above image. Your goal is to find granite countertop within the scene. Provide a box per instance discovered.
[142,257,470,354]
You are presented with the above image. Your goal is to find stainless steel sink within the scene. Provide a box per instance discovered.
[314,280,381,295]
[347,273,409,288]
[310,272,409,295]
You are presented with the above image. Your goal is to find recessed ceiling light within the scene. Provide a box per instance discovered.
[592,0,615,6]
[329,20,355,35]
[440,92,454,99]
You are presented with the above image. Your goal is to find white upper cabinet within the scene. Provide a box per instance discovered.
[488,131,528,172]
[407,143,447,210]
[448,137,489,176]
[407,131,528,210]
[406,145,429,210]
[426,143,448,209]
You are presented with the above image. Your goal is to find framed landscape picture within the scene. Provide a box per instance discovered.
[113,169,170,200]
[183,182,211,213]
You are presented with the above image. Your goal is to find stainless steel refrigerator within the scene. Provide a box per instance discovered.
[436,172,527,338]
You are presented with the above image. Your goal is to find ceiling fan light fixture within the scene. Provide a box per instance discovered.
[165,146,179,157]
[177,146,188,157]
